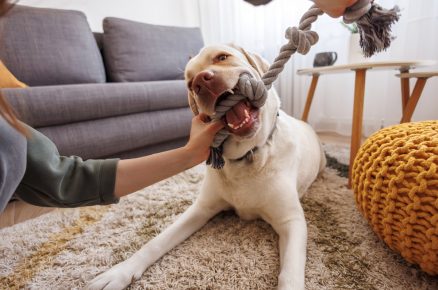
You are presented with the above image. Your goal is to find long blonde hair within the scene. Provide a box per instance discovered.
[0,0,27,135]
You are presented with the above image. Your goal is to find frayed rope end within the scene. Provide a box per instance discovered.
[357,4,401,57]
[207,146,225,169]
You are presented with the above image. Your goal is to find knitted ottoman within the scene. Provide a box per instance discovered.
[352,121,438,275]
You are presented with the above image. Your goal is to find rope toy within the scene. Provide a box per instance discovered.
[207,0,400,169]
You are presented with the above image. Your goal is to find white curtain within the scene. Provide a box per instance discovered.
[195,0,438,137]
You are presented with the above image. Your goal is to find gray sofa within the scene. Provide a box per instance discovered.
[0,5,204,159]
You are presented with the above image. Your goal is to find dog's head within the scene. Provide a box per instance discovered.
[184,44,270,139]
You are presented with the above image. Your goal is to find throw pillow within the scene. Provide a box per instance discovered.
[103,17,204,82]
[0,5,106,86]
[0,60,27,88]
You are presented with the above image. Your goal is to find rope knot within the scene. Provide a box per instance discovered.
[343,0,372,24]
[285,27,318,55]
[210,74,266,150]
[238,74,268,108]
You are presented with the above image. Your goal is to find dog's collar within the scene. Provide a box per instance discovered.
[229,111,279,163]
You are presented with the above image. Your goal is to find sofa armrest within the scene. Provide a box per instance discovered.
[3,80,188,127]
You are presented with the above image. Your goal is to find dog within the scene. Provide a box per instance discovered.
[86,44,325,290]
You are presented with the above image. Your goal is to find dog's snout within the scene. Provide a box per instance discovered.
[193,70,215,93]
[200,70,214,81]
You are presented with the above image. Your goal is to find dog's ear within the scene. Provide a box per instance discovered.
[228,44,270,77]
[188,91,199,116]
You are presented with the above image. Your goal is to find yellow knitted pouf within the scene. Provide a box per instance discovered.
[352,120,438,275]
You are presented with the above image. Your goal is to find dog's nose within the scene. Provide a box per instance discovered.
[193,70,215,94]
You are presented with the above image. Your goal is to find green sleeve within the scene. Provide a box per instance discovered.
[15,125,120,208]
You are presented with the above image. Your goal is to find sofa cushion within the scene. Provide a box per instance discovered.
[0,61,27,88]
[37,108,192,159]
[4,80,189,127]
[0,5,106,86]
[112,137,188,159]
[103,17,203,82]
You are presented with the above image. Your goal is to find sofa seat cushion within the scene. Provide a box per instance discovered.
[112,137,188,159]
[4,80,189,127]
[0,5,106,86]
[103,17,204,82]
[37,108,192,159]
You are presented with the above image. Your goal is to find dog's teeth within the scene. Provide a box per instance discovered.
[227,89,234,94]
[239,119,249,129]
[244,109,250,118]
[229,116,251,130]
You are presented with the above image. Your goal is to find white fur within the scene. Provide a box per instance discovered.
[86,46,325,290]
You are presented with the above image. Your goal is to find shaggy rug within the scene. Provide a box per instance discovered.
[1,144,437,290]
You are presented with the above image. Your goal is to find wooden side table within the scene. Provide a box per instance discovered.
[297,60,436,187]
[396,71,438,123]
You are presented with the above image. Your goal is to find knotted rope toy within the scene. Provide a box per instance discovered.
[207,0,400,169]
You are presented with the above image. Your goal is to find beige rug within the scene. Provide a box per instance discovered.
[1,144,437,290]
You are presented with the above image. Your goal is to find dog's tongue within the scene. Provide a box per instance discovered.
[225,101,250,126]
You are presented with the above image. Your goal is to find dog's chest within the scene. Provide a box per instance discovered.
[215,162,278,221]
[222,185,268,220]
[215,147,284,220]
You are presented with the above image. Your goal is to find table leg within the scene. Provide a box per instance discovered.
[400,77,428,123]
[348,69,367,188]
[400,69,410,111]
[301,74,319,122]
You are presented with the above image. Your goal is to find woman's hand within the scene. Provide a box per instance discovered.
[114,114,223,198]
[184,113,224,164]
[313,0,358,18]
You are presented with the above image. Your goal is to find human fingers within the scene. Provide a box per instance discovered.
[207,119,224,134]
[326,8,345,18]
[197,113,211,123]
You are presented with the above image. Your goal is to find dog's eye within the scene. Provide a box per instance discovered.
[215,54,229,62]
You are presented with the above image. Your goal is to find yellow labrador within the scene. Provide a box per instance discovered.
[87,44,325,290]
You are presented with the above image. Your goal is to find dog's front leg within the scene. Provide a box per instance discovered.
[272,203,307,290]
[86,198,229,290]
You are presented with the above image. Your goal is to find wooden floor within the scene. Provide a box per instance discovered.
[0,201,55,229]
[317,132,353,145]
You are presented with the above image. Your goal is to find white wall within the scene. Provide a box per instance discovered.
[19,0,201,31]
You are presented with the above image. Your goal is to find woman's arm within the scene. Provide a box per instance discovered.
[114,114,223,198]
[15,114,222,207]
[15,125,120,207]
[312,0,358,18]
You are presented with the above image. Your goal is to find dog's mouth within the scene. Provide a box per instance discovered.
[215,90,260,136]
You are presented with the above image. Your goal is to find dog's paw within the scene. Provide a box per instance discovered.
[85,260,144,290]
